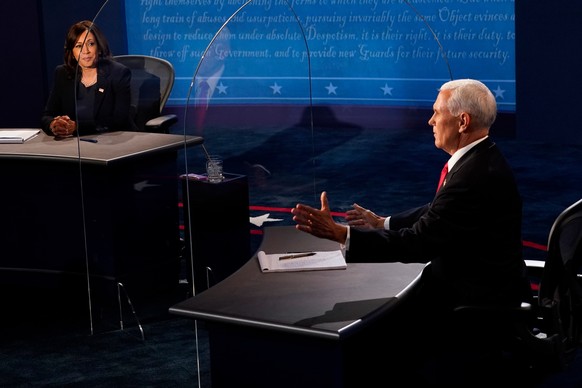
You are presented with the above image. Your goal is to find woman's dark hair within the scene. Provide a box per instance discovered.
[63,20,111,76]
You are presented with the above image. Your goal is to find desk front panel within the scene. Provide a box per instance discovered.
[0,139,185,294]
[170,226,426,388]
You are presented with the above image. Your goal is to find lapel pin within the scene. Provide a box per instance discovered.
[99,88,104,93]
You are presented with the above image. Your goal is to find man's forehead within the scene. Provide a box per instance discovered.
[434,90,450,108]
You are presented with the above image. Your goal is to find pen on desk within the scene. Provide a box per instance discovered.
[80,138,98,143]
[279,252,316,260]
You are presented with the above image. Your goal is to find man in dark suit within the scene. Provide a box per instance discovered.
[292,79,528,383]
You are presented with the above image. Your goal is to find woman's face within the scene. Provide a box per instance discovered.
[72,30,98,69]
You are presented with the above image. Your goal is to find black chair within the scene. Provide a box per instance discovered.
[454,198,582,378]
[114,55,178,133]
[536,198,582,363]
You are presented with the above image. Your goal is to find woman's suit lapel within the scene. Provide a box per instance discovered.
[94,61,110,117]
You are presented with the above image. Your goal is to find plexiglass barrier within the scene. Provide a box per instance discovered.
[25,0,458,384]
[178,0,454,278]
[180,0,315,298]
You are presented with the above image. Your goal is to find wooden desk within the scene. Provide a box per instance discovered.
[0,131,202,296]
[170,225,425,387]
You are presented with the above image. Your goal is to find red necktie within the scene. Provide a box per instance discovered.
[437,162,448,192]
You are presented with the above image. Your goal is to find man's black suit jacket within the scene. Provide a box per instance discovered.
[41,59,131,135]
[347,138,527,308]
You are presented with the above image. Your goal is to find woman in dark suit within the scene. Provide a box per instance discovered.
[291,79,529,383]
[41,20,131,137]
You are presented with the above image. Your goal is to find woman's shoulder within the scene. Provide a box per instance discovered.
[53,64,69,75]
[53,64,74,81]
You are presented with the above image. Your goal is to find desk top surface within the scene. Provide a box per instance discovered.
[170,225,425,340]
[0,130,203,165]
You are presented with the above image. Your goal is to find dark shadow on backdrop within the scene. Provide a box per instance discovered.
[225,105,364,182]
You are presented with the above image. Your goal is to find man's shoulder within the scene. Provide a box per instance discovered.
[460,137,500,162]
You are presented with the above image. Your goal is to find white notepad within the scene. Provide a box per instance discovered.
[257,250,347,273]
[0,129,40,144]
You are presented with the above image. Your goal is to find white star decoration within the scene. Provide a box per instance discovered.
[381,83,393,96]
[249,213,283,227]
[206,80,511,100]
[217,82,228,95]
[270,82,282,95]
[325,82,338,95]
[133,180,159,192]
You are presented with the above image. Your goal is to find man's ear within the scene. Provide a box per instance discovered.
[458,112,470,133]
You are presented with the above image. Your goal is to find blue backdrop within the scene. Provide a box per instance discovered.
[125,0,516,112]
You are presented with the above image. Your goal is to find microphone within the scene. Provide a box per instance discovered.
[73,0,110,140]
[73,0,111,337]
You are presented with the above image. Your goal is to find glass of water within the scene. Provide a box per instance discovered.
[206,155,224,183]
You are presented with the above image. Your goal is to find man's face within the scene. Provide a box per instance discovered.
[428,90,461,155]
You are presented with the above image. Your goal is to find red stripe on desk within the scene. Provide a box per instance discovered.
[249,205,293,213]
[250,205,347,218]
[522,240,547,251]
[180,203,549,252]
[530,282,540,291]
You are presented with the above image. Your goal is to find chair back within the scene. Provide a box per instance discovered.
[113,55,175,132]
[539,198,582,351]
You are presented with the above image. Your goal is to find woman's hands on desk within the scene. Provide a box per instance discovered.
[50,115,77,138]
[292,191,348,244]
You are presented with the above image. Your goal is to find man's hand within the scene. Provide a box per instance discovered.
[345,203,385,229]
[292,191,348,244]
